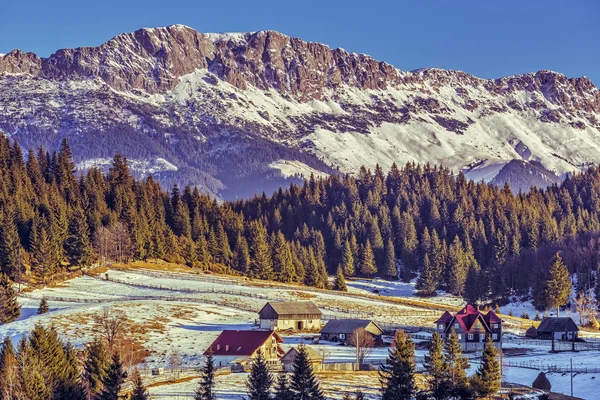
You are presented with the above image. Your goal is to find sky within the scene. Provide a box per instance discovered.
[2,0,599,85]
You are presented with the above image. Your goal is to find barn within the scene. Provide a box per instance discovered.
[204,330,284,369]
[536,317,579,341]
[258,301,322,331]
[320,319,384,345]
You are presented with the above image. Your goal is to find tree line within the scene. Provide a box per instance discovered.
[2,137,600,310]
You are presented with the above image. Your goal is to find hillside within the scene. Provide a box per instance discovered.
[1,25,599,197]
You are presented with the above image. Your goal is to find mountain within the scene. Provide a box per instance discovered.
[491,160,564,193]
[1,24,599,198]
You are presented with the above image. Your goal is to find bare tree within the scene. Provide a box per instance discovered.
[93,308,127,352]
[93,222,133,265]
[348,327,375,367]
[574,292,596,326]
[169,349,183,375]
[93,226,112,266]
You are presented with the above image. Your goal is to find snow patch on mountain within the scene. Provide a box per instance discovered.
[269,160,330,179]
[76,157,178,175]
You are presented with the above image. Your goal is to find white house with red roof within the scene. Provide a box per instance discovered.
[204,330,285,369]
[434,305,502,352]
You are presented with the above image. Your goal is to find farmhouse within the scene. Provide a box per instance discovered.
[204,330,284,368]
[258,301,322,331]
[435,305,502,352]
[320,319,384,345]
[281,346,323,372]
[536,317,579,341]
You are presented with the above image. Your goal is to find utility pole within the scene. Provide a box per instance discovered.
[571,358,574,397]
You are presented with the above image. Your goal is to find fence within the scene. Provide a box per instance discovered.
[503,336,600,351]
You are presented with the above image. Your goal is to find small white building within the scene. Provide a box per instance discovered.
[258,301,322,331]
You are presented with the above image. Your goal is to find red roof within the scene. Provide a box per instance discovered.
[204,330,283,356]
[438,305,501,334]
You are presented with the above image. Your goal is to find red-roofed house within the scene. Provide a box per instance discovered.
[204,330,285,369]
[435,305,502,352]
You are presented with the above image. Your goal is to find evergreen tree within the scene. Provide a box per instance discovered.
[545,253,572,316]
[130,369,149,400]
[447,236,468,296]
[246,350,273,400]
[415,254,437,296]
[359,241,377,276]
[340,240,355,277]
[37,296,49,315]
[333,267,348,291]
[383,239,397,279]
[0,273,20,324]
[290,345,324,400]
[444,329,471,397]
[97,353,125,400]
[64,207,93,268]
[29,215,55,284]
[0,212,22,279]
[379,330,416,400]
[471,337,501,398]
[0,336,21,399]
[234,235,250,274]
[423,332,450,400]
[463,265,482,306]
[82,338,110,399]
[274,372,294,400]
[248,221,273,280]
[195,353,216,400]
[272,232,295,283]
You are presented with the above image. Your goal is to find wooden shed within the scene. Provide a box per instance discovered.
[281,345,323,372]
[258,301,322,331]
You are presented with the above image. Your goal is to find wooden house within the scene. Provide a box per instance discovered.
[258,301,322,331]
[536,317,579,341]
[435,305,502,352]
[204,330,284,369]
[320,319,383,345]
[281,346,323,372]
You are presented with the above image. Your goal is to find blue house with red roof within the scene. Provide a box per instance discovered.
[434,305,502,352]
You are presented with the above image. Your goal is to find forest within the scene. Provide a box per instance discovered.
[1,136,600,312]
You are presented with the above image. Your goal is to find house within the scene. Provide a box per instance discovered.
[320,319,384,345]
[281,346,323,372]
[536,317,579,341]
[435,305,502,352]
[204,330,284,369]
[258,301,322,331]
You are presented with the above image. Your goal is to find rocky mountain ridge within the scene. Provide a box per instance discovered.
[1,25,599,197]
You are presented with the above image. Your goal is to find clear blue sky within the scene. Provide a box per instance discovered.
[2,0,599,84]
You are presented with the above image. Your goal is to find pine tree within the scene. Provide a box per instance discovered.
[130,369,149,400]
[37,296,49,315]
[471,336,501,398]
[444,329,471,397]
[0,273,20,324]
[55,342,85,400]
[340,240,355,277]
[464,265,481,306]
[195,353,216,400]
[82,338,110,399]
[274,372,294,400]
[423,332,450,400]
[29,215,55,284]
[272,232,295,283]
[290,345,324,400]
[0,211,22,279]
[545,253,572,316]
[379,330,416,400]
[64,207,93,268]
[447,236,468,296]
[97,353,125,400]
[246,349,273,400]
[383,239,397,279]
[359,241,377,276]
[333,267,348,291]
[234,234,250,274]
[415,254,437,296]
[248,221,273,280]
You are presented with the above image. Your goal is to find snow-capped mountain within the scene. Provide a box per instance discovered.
[1,25,599,197]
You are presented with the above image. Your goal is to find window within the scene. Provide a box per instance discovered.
[492,334,498,340]
[339,334,346,339]
[438,324,444,330]
[454,323,459,329]
[468,334,474,340]
[493,323,499,329]
[457,334,462,340]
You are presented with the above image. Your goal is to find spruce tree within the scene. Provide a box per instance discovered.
[333,267,348,291]
[274,372,294,400]
[463,265,481,306]
[447,236,468,296]
[0,211,22,279]
[248,221,273,280]
[290,345,324,400]
[246,349,273,400]
[359,241,377,277]
[423,332,450,400]
[340,240,355,277]
[383,239,397,279]
[37,296,49,315]
[444,329,471,397]
[471,336,501,398]
[0,273,20,324]
[130,369,149,400]
[64,207,93,268]
[379,330,416,400]
[83,338,110,399]
[416,254,437,296]
[195,352,216,400]
[545,253,572,316]
[97,353,125,400]
[55,342,85,400]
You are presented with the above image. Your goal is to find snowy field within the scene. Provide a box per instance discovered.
[2,267,600,398]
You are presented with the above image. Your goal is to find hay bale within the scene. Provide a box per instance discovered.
[525,325,538,338]
[532,371,551,391]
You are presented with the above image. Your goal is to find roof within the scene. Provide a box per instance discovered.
[435,311,453,324]
[281,346,323,362]
[259,301,322,317]
[440,305,501,334]
[320,319,383,335]
[537,317,579,333]
[204,330,283,356]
